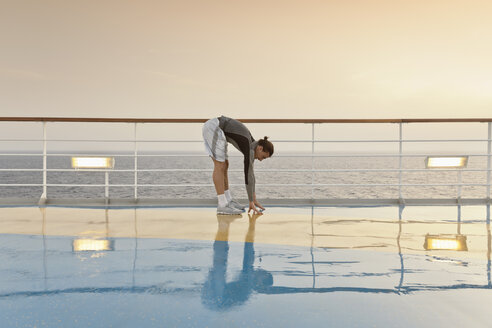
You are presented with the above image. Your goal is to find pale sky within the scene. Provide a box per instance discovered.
[1,0,492,120]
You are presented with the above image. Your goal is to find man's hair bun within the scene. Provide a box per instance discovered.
[258,136,274,156]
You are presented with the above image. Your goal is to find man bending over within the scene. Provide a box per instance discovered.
[202,115,274,215]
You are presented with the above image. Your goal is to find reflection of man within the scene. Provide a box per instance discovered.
[201,214,273,311]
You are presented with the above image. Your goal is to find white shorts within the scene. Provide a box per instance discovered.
[202,118,228,162]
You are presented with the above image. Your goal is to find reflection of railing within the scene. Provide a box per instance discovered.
[1,205,491,300]
[1,117,492,205]
[310,204,492,293]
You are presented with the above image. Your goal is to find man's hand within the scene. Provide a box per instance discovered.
[248,201,263,215]
[254,199,265,212]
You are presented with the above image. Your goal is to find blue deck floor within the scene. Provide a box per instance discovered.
[1,206,492,327]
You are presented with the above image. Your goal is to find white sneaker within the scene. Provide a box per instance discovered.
[217,203,243,215]
[229,199,246,211]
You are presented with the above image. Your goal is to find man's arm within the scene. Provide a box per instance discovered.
[245,153,260,214]
[247,165,265,214]
[253,192,265,211]
[244,155,254,202]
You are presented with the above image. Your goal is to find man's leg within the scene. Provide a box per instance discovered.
[223,160,245,211]
[223,160,233,203]
[223,160,229,191]
[212,158,226,196]
[213,158,242,214]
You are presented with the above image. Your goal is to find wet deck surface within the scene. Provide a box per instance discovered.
[1,205,492,327]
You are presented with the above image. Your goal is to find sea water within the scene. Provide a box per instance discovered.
[0,154,488,199]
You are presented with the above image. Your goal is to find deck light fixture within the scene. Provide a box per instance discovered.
[424,234,467,251]
[72,239,114,252]
[425,156,468,169]
[71,157,114,169]
[71,156,115,202]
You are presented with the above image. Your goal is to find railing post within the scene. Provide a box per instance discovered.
[398,123,403,203]
[105,171,109,204]
[457,204,462,234]
[488,122,491,202]
[311,123,315,201]
[39,121,47,204]
[457,169,462,203]
[134,123,138,200]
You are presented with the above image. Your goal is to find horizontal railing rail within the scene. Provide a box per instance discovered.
[1,138,491,142]
[0,168,489,172]
[0,117,491,206]
[2,117,492,123]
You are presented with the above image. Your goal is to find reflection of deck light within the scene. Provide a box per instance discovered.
[72,239,114,252]
[71,157,114,169]
[425,156,468,168]
[424,234,467,251]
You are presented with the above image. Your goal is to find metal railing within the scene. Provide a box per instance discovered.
[0,117,491,206]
